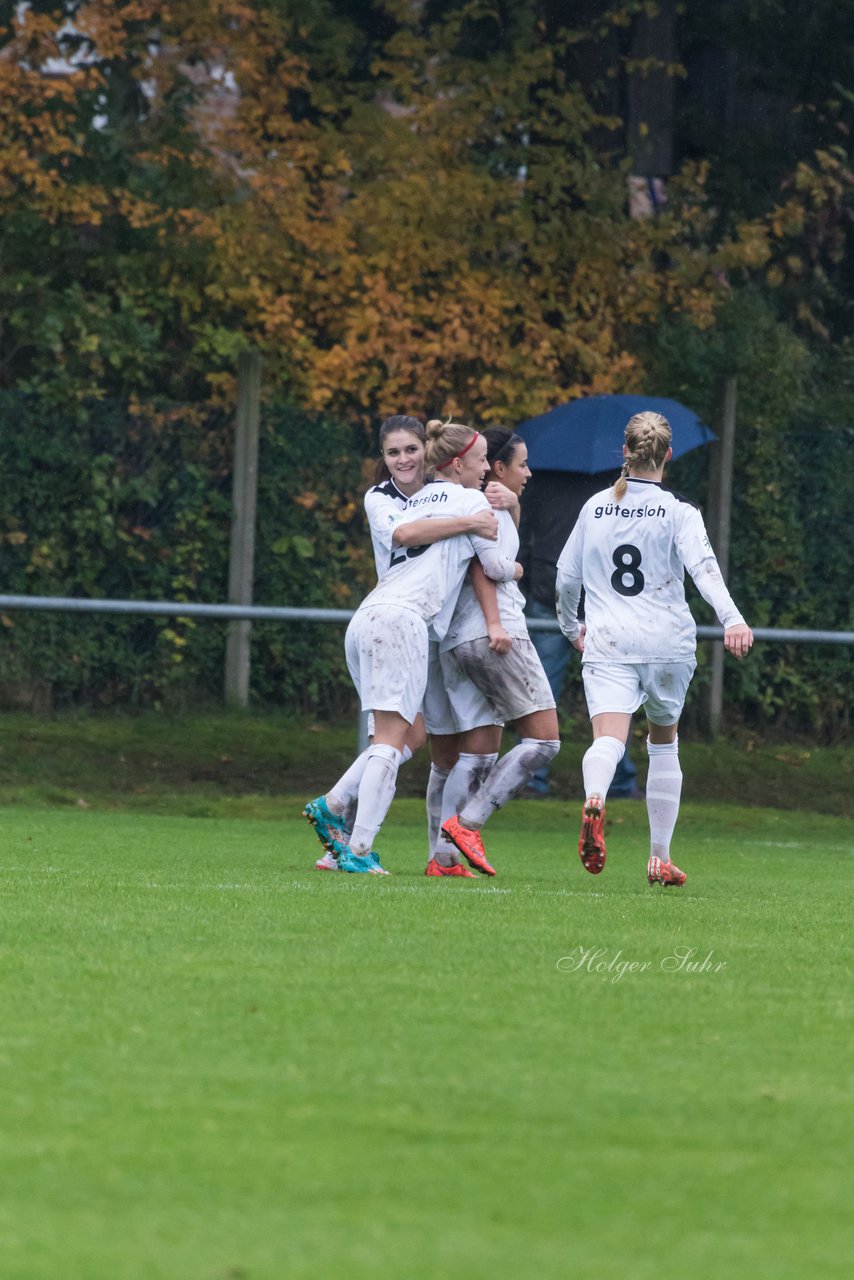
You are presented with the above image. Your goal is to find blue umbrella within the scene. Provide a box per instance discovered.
[515,394,716,474]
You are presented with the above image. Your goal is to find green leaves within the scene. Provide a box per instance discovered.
[271,534,314,558]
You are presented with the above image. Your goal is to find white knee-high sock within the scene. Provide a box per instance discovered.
[329,743,412,829]
[646,737,682,861]
[434,752,497,862]
[582,736,626,801]
[426,763,451,856]
[461,740,560,829]
[349,744,402,856]
[326,748,371,814]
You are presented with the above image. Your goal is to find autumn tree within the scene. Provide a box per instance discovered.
[0,0,852,725]
[2,0,851,423]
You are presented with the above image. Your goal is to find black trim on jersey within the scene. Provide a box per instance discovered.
[370,478,407,502]
[626,477,700,511]
[666,487,700,511]
[368,477,442,502]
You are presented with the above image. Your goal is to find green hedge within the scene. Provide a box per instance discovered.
[0,395,371,714]
[644,293,854,740]
[0,383,851,737]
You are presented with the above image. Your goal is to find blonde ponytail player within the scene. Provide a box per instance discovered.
[556,411,753,888]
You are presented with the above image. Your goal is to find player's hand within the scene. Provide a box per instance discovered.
[488,625,513,655]
[468,509,499,541]
[571,624,586,654]
[484,481,519,513]
[513,561,524,581]
[724,623,753,660]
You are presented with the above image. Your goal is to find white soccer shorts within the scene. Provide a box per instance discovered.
[440,635,555,725]
[422,637,501,732]
[582,660,697,725]
[345,604,428,726]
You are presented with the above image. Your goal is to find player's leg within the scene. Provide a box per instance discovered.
[577,663,643,875]
[451,639,560,827]
[457,708,560,827]
[439,639,560,873]
[425,756,451,863]
[342,709,410,873]
[304,617,374,866]
[308,708,423,860]
[643,662,694,887]
[405,712,428,758]
[578,713,629,874]
[434,644,504,875]
[338,606,427,874]
[437,723,501,876]
[422,644,463,870]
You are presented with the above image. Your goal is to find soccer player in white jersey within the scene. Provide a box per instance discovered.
[318,419,518,874]
[304,415,511,873]
[435,427,560,876]
[363,419,514,869]
[556,410,753,887]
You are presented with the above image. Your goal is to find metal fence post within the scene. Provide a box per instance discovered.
[706,376,737,736]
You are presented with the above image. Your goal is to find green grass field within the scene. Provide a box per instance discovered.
[1,788,851,1279]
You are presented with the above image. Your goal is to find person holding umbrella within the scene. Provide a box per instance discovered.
[555,410,753,887]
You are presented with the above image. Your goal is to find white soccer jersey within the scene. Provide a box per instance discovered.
[439,507,526,651]
[363,477,410,579]
[556,478,745,664]
[357,482,518,641]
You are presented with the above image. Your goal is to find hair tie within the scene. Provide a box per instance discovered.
[435,432,479,470]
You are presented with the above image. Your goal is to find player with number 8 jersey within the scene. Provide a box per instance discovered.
[556,410,753,888]
[557,483,742,664]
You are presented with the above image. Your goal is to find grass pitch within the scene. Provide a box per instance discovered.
[1,797,851,1279]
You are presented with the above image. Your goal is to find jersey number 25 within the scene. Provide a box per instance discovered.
[389,543,429,570]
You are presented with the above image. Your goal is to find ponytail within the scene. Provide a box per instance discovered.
[613,411,672,499]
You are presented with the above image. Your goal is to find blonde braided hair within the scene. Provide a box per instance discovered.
[613,411,672,501]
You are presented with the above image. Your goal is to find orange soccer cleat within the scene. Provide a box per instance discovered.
[578,797,607,875]
[647,856,686,887]
[440,816,497,877]
[425,858,476,878]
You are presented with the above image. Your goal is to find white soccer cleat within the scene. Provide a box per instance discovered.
[314,851,340,872]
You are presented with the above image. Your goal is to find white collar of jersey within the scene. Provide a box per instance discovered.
[626,477,663,488]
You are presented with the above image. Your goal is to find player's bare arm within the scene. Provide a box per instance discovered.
[393,509,498,547]
[470,559,513,654]
[483,480,521,527]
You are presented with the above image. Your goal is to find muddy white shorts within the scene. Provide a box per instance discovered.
[582,660,696,725]
[422,639,495,735]
[441,635,555,725]
[345,604,428,726]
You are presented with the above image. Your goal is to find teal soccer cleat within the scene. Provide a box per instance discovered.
[303,795,350,859]
[338,849,390,875]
